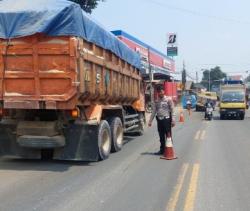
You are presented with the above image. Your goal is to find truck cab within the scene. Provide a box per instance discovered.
[219,80,247,120]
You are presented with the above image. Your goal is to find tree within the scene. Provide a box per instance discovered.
[69,0,105,13]
[201,66,227,90]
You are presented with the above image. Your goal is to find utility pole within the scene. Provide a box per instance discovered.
[196,71,198,93]
[147,47,154,106]
[208,70,211,91]
[181,61,186,93]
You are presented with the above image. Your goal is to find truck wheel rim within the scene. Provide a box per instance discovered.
[102,129,110,154]
[116,126,123,146]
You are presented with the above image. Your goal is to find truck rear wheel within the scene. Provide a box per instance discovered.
[240,114,245,120]
[108,117,123,152]
[98,120,111,160]
[220,114,224,120]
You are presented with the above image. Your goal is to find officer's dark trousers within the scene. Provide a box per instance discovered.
[156,117,171,152]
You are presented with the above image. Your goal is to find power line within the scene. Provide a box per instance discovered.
[198,63,250,66]
[176,67,196,80]
[143,0,250,25]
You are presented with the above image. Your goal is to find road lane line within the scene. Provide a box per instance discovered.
[184,164,200,211]
[200,130,206,140]
[166,164,189,211]
[194,130,201,140]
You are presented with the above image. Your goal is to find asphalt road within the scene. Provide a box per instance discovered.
[0,109,250,211]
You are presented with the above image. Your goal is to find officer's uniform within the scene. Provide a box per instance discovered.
[149,96,175,153]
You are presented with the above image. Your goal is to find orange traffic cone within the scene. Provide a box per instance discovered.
[160,132,177,160]
[179,111,184,122]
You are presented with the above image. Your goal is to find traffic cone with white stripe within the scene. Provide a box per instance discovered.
[179,111,184,122]
[160,132,177,160]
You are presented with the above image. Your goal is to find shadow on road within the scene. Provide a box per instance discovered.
[123,135,137,145]
[0,135,138,172]
[212,115,244,121]
[140,152,159,156]
[0,158,91,172]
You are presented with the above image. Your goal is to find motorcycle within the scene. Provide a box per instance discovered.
[205,106,213,120]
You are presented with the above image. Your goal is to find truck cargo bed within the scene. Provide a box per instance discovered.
[0,34,141,110]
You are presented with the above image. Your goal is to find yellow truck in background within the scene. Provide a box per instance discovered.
[219,84,248,120]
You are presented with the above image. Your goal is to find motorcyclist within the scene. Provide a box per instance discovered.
[186,98,192,109]
[204,101,212,119]
[205,99,212,108]
[186,99,191,105]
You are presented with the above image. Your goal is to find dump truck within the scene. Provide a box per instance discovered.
[0,0,145,161]
[195,92,217,111]
[219,82,247,120]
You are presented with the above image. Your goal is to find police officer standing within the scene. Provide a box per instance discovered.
[148,86,176,155]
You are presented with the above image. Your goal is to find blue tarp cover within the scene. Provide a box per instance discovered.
[0,0,141,69]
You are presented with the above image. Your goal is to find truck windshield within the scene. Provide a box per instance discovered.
[221,91,245,102]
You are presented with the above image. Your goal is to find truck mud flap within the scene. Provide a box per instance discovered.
[53,124,99,161]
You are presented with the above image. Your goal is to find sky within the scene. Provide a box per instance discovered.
[92,0,250,80]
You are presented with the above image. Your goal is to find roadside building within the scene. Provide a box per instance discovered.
[111,30,177,104]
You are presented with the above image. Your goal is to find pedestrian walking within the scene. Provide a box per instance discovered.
[148,86,176,155]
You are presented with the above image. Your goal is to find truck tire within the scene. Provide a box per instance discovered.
[240,114,245,120]
[98,120,111,160]
[108,117,123,152]
[220,114,224,120]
